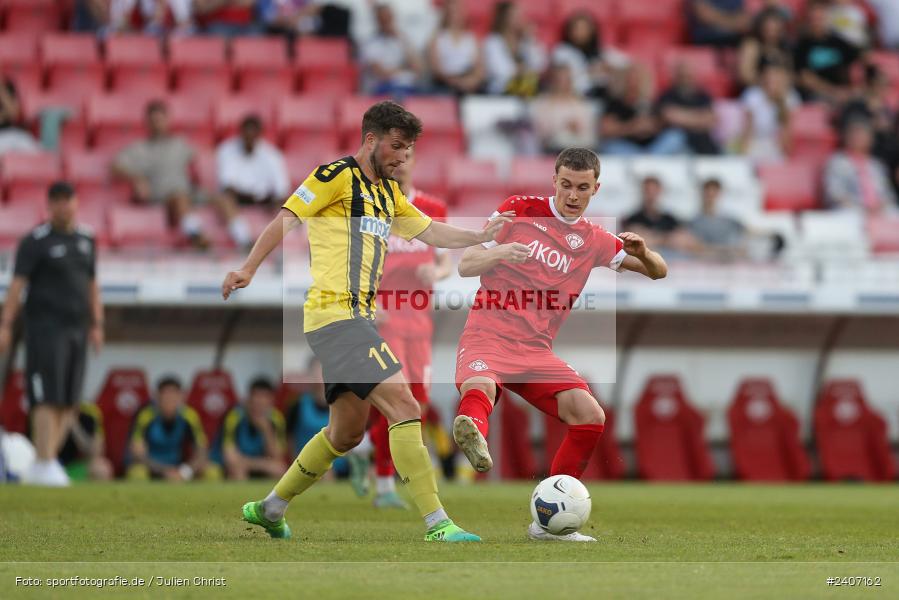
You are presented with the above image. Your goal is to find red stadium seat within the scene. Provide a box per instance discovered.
[95,368,151,476]
[41,34,104,101]
[814,380,896,482]
[232,37,294,96]
[186,369,239,443]
[789,103,837,166]
[867,215,899,254]
[507,157,558,197]
[727,379,810,481]
[239,206,277,240]
[76,202,109,247]
[191,151,218,193]
[87,94,146,153]
[194,205,233,249]
[543,400,625,480]
[166,94,215,150]
[0,203,42,248]
[277,96,339,152]
[0,372,27,435]
[105,36,168,96]
[3,0,61,34]
[295,38,356,95]
[20,88,83,125]
[1,151,60,199]
[499,393,539,479]
[618,0,685,48]
[213,95,276,141]
[659,47,733,98]
[409,152,449,199]
[869,51,899,85]
[285,147,339,187]
[64,151,113,185]
[447,157,506,206]
[109,205,172,248]
[336,96,388,149]
[634,375,715,481]
[404,97,464,156]
[758,161,819,211]
[169,37,231,99]
[74,181,132,207]
[0,33,40,83]
[4,181,48,206]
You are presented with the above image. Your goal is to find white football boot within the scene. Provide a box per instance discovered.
[452,415,493,472]
[527,521,596,542]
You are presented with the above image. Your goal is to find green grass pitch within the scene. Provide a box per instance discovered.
[1,481,897,599]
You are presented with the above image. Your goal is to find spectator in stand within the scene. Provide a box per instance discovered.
[482,0,546,97]
[794,0,862,104]
[689,0,752,47]
[840,65,896,168]
[108,0,195,35]
[828,0,871,49]
[426,0,485,95]
[551,11,631,100]
[622,176,696,255]
[213,114,289,248]
[127,376,219,481]
[737,7,794,88]
[737,60,800,161]
[823,118,898,213]
[601,67,688,155]
[690,178,747,260]
[112,100,206,248]
[260,0,321,36]
[530,64,598,154]
[56,404,113,482]
[867,0,899,48]
[192,0,262,36]
[657,61,720,155]
[220,377,286,480]
[0,76,39,155]
[359,3,425,97]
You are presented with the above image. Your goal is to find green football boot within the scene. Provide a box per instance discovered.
[241,501,292,540]
[424,519,481,542]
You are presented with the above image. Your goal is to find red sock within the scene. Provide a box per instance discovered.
[369,411,394,477]
[550,423,604,478]
[458,388,494,438]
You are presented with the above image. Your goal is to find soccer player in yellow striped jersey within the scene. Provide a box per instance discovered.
[222,101,511,542]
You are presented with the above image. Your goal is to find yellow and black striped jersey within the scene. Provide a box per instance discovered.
[283,156,432,333]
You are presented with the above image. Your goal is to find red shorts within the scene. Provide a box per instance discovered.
[454,331,590,417]
[379,326,432,404]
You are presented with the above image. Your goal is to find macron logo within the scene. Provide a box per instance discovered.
[526,240,573,273]
[359,216,391,240]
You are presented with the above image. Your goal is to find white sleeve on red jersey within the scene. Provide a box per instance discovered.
[594,228,627,270]
[481,196,520,248]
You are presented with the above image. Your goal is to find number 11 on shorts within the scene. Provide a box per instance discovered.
[369,342,399,370]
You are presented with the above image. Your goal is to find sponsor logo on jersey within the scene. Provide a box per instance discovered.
[565,233,584,250]
[532,221,547,232]
[294,184,316,205]
[468,359,488,371]
[48,244,67,258]
[78,238,92,255]
[359,216,391,240]
[525,240,573,273]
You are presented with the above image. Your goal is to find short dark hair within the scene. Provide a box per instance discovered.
[156,375,182,392]
[360,101,422,142]
[642,175,661,187]
[555,148,601,179]
[249,376,275,394]
[240,114,263,131]
[47,181,75,202]
[145,99,167,116]
[702,178,722,191]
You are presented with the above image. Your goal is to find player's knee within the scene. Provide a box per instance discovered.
[329,427,366,453]
[560,392,605,426]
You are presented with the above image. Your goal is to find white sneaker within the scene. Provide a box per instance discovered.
[25,460,66,486]
[452,415,493,472]
[49,461,71,487]
[527,521,596,542]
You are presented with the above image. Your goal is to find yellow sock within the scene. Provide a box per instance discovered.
[274,428,344,501]
[389,419,442,517]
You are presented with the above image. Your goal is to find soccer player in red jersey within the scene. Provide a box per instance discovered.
[452,148,668,541]
[363,151,455,508]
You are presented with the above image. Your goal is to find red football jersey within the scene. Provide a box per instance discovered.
[378,189,448,335]
[463,195,625,348]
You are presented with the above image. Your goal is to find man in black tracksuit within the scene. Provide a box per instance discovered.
[0,181,104,486]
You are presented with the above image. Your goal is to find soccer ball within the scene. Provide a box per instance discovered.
[530,475,592,535]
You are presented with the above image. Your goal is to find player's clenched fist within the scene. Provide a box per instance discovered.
[222,269,253,300]
[480,211,515,243]
[496,242,530,264]
[619,232,648,258]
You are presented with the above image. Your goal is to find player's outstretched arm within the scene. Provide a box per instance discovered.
[415,212,514,249]
[222,208,299,300]
[458,243,530,277]
[618,231,668,280]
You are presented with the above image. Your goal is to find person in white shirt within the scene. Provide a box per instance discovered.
[426,0,484,95]
[359,2,424,97]
[737,61,801,162]
[214,115,289,248]
[551,11,631,99]
[482,0,545,96]
[530,64,598,153]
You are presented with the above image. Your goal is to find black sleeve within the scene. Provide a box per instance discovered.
[89,236,97,278]
[285,401,299,432]
[793,39,810,72]
[13,234,39,279]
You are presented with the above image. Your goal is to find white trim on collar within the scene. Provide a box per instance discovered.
[548,196,582,225]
